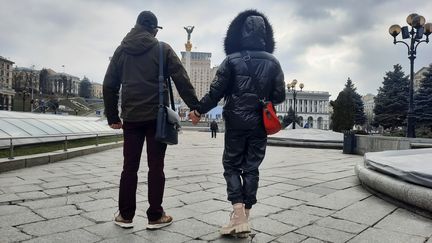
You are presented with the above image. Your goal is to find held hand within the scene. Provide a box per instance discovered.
[189,110,201,125]
[110,122,123,129]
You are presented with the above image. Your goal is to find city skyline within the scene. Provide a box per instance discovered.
[1,0,432,99]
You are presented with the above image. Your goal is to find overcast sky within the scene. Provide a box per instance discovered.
[1,0,432,99]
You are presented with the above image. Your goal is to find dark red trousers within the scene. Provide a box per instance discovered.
[119,120,167,221]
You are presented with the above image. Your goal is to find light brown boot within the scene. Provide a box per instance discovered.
[220,203,250,236]
[236,208,251,238]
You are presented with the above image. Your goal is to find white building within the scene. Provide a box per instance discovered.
[178,51,215,102]
[414,66,429,91]
[275,91,331,130]
[362,93,375,124]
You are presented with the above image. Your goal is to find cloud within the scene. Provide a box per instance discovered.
[1,0,432,100]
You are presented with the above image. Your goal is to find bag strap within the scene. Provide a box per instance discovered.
[158,41,176,110]
[241,51,265,101]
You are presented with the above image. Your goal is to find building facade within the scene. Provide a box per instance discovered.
[0,56,15,110]
[40,69,80,96]
[91,82,103,98]
[275,91,331,130]
[177,51,214,102]
[414,66,429,92]
[362,93,375,125]
[13,67,40,93]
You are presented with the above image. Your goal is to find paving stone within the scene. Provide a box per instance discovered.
[35,205,82,219]
[260,196,303,209]
[43,188,68,196]
[194,209,232,227]
[162,196,185,209]
[163,187,184,197]
[275,232,308,243]
[182,199,229,213]
[81,207,117,223]
[374,208,432,237]
[315,217,368,234]
[176,191,216,204]
[16,191,49,200]
[0,211,44,227]
[282,190,322,202]
[299,186,338,196]
[18,215,94,236]
[89,189,118,200]
[249,216,297,235]
[23,229,101,243]
[135,228,192,243]
[0,205,31,216]
[171,183,203,193]
[85,216,147,237]
[302,238,325,243]
[0,193,21,203]
[348,227,426,243]
[282,179,318,187]
[166,206,201,221]
[249,203,282,218]
[97,234,147,243]
[40,180,84,189]
[76,198,117,212]
[307,186,371,210]
[165,218,218,238]
[269,209,321,227]
[295,225,354,243]
[5,184,44,193]
[332,196,397,225]
[0,227,32,242]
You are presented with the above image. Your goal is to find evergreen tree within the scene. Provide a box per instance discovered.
[79,77,92,98]
[373,64,409,130]
[330,78,365,132]
[331,88,354,132]
[415,63,432,130]
[344,78,367,126]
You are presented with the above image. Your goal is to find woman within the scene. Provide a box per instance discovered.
[191,9,286,237]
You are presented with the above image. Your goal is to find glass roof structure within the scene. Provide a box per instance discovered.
[0,111,119,148]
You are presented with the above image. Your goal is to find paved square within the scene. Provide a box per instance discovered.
[1,131,431,242]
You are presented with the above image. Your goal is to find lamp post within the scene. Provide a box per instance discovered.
[287,79,304,129]
[389,13,432,138]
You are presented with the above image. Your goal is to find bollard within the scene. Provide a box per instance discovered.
[96,134,99,146]
[8,138,14,159]
[64,136,68,151]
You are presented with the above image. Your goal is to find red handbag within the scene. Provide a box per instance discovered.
[263,101,281,135]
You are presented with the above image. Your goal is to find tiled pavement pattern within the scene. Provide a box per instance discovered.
[1,131,432,242]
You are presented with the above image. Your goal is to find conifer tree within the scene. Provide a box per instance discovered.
[414,63,432,130]
[373,64,409,130]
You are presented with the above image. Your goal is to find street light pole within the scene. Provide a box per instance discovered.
[287,79,304,129]
[389,13,432,138]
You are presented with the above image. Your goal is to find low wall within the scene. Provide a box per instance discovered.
[354,135,432,155]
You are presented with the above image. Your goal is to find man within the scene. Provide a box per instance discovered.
[210,120,218,138]
[103,10,199,229]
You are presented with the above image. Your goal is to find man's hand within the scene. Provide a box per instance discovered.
[110,122,123,129]
[188,110,201,125]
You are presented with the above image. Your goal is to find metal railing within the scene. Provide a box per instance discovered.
[0,131,123,160]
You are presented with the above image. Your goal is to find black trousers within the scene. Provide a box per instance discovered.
[119,120,167,221]
[222,128,267,209]
[211,130,217,138]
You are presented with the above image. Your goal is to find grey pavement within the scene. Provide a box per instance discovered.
[1,131,432,243]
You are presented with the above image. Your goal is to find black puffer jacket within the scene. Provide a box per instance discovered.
[198,10,285,130]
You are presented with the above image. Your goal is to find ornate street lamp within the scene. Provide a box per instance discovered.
[287,79,304,129]
[389,13,432,138]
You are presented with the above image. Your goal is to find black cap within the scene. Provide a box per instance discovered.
[136,11,162,29]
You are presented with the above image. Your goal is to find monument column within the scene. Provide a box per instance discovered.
[184,26,194,76]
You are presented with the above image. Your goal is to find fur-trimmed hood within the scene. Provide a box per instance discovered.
[224,9,275,55]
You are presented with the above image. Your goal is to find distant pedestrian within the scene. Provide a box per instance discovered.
[103,10,199,230]
[210,120,218,138]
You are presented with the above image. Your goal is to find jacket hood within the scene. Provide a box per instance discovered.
[224,9,275,55]
[120,25,158,55]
